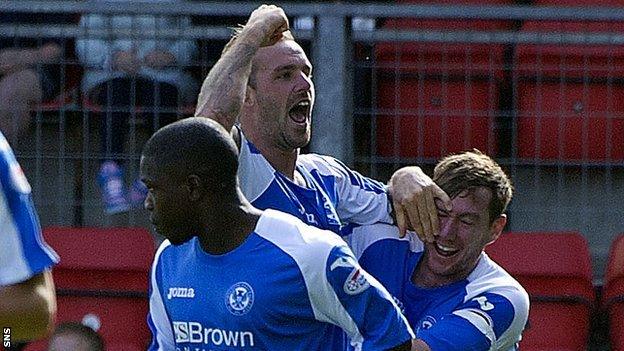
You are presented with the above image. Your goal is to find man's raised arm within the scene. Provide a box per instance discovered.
[194,5,289,131]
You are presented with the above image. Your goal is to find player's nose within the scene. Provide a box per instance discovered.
[438,219,455,239]
[295,71,312,93]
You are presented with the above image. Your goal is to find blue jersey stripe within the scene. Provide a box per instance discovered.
[0,133,57,285]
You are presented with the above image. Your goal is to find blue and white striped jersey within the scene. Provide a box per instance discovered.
[148,210,414,351]
[344,223,529,351]
[0,133,58,286]
[237,128,393,235]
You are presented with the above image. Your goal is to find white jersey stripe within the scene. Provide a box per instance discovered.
[149,240,175,350]
[237,129,276,203]
[254,209,363,341]
[0,183,30,286]
[344,223,421,260]
[453,308,497,349]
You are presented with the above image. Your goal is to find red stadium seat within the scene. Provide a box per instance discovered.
[486,232,594,351]
[44,227,154,292]
[23,227,155,351]
[374,0,511,159]
[24,296,149,351]
[516,82,624,161]
[604,234,624,351]
[515,0,624,161]
[378,0,512,78]
[375,78,498,158]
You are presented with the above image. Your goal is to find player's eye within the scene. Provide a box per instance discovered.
[460,218,475,226]
[277,71,293,80]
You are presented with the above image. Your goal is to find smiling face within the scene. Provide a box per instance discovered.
[414,186,507,287]
[243,39,314,152]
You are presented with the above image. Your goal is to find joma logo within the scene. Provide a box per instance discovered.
[167,287,196,300]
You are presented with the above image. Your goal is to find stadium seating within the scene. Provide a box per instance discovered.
[515,0,624,161]
[604,234,624,351]
[374,0,511,159]
[32,16,83,114]
[37,63,82,113]
[486,232,594,351]
[82,96,195,117]
[24,227,155,351]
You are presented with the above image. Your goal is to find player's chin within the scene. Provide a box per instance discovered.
[286,130,311,149]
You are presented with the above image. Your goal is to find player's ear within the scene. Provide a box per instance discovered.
[487,214,506,245]
[186,174,203,201]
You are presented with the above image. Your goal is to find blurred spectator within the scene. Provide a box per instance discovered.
[47,322,104,351]
[76,0,198,214]
[0,12,73,145]
[0,130,58,343]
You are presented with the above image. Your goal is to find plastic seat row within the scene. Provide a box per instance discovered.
[375,0,624,161]
[9,227,624,350]
[605,234,624,351]
[486,231,624,350]
[23,227,155,351]
[34,63,195,117]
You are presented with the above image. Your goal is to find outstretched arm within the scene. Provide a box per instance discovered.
[194,4,289,131]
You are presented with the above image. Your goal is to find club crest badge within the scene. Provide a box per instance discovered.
[418,315,437,332]
[226,282,254,316]
[343,267,370,295]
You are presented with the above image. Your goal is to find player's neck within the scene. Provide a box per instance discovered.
[241,123,299,180]
[261,145,299,180]
[198,197,262,255]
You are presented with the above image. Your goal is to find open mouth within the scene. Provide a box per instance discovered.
[434,242,460,257]
[288,100,310,124]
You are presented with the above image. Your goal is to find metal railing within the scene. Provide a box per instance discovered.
[1,1,622,280]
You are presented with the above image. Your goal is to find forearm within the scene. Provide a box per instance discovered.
[0,48,41,74]
[411,339,431,351]
[388,339,431,351]
[194,30,261,131]
[0,270,56,341]
[16,48,42,67]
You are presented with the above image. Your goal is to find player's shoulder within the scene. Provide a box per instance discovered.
[152,240,173,267]
[343,222,422,259]
[235,129,277,202]
[466,253,530,307]
[298,152,335,164]
[0,136,31,194]
[255,209,347,259]
[152,239,196,270]
[297,153,347,175]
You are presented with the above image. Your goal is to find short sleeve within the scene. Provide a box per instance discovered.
[0,134,58,286]
[418,292,527,351]
[317,245,414,350]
